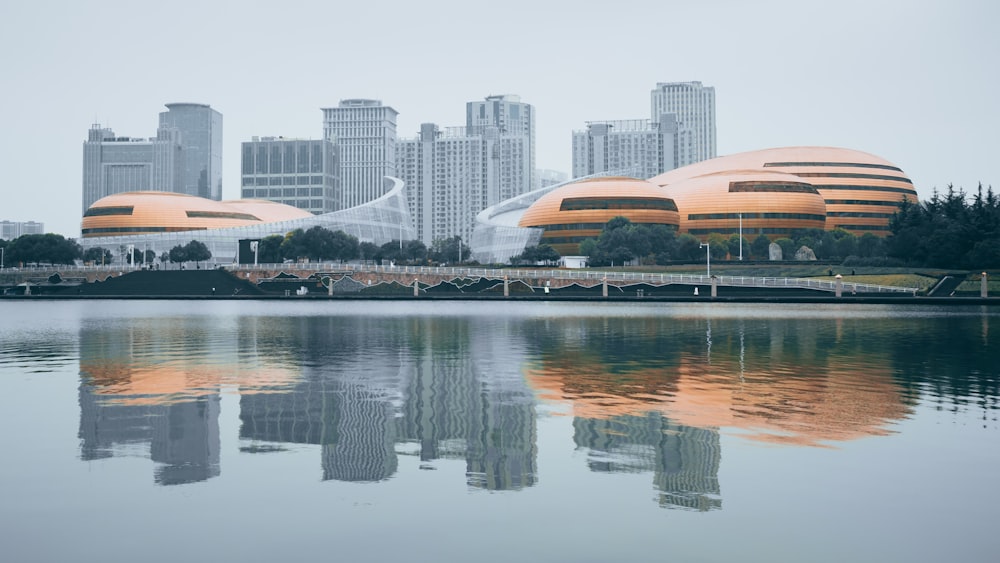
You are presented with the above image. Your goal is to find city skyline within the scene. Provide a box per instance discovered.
[1,0,996,238]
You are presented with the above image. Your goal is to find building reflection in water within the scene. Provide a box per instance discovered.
[573,414,721,511]
[238,316,537,489]
[76,309,923,501]
[524,314,913,510]
[77,316,301,485]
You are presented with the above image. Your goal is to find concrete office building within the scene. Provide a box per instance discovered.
[240,137,339,214]
[158,103,223,200]
[322,99,398,209]
[82,124,185,212]
[650,81,716,166]
[572,116,682,179]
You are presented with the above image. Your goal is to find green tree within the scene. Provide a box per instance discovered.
[168,245,188,265]
[706,233,728,259]
[750,234,771,259]
[514,244,560,265]
[774,238,795,260]
[83,247,112,265]
[257,235,284,263]
[674,234,702,261]
[727,234,750,259]
[856,233,883,258]
[379,241,402,264]
[279,229,309,262]
[7,234,81,265]
[359,242,381,264]
[330,230,360,262]
[402,240,428,264]
[431,236,471,264]
[183,240,212,267]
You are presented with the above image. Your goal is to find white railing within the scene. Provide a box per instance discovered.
[0,262,921,294]
[229,263,920,294]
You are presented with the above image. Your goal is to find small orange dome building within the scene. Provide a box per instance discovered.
[518,177,680,255]
[82,191,313,238]
[665,170,827,239]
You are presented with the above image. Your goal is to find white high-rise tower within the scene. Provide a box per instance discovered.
[322,99,398,209]
[650,81,716,167]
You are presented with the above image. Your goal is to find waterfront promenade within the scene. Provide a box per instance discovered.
[1,263,993,303]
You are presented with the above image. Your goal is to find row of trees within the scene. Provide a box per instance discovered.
[250,227,473,266]
[1,234,81,266]
[549,217,890,267]
[885,184,1000,268]
[0,234,215,269]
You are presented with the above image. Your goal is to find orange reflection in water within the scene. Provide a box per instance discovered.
[525,349,912,448]
[81,359,300,406]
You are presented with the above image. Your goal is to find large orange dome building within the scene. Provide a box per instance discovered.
[650,147,917,236]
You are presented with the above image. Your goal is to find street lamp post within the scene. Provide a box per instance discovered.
[700,242,711,277]
[739,213,743,261]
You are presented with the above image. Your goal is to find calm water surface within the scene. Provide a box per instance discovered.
[0,300,997,563]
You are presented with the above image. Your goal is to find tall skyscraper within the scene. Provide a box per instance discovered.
[571,115,680,179]
[322,99,398,209]
[466,94,535,190]
[650,81,716,166]
[240,137,339,214]
[397,95,535,246]
[82,103,222,212]
[81,124,185,212]
[158,103,224,200]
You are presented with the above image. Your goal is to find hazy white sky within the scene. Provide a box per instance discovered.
[1,0,997,237]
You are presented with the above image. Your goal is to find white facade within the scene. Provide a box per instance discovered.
[395,95,535,248]
[650,81,716,166]
[571,116,679,179]
[397,123,532,246]
[322,99,398,210]
[79,177,414,265]
[466,95,535,190]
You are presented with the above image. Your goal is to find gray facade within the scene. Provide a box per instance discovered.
[1,220,45,240]
[466,94,536,191]
[83,102,222,212]
[571,115,679,179]
[397,122,532,247]
[158,103,224,200]
[322,99,398,210]
[650,81,716,166]
[240,137,339,214]
[81,124,185,212]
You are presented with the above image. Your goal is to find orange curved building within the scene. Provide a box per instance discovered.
[649,147,917,236]
[81,191,313,238]
[665,169,827,239]
[517,177,680,255]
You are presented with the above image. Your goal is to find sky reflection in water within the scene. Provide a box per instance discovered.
[0,301,996,563]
